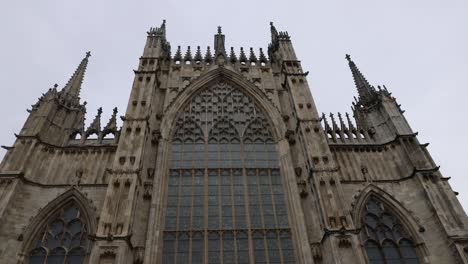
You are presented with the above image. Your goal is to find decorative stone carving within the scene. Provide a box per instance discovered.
[151,130,161,144]
[294,167,302,177]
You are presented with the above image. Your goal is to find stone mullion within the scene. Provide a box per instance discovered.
[188,168,195,263]
[268,167,288,264]
[239,141,255,264]
[202,143,209,264]
[268,168,280,231]
[229,168,240,264]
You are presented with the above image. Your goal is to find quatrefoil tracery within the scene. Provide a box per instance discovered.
[172,82,273,144]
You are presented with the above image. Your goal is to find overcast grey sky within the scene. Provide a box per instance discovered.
[1,0,467,209]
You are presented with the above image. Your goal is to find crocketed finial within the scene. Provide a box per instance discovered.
[229,47,237,63]
[194,46,203,62]
[103,107,118,136]
[204,46,213,63]
[184,46,193,62]
[214,26,226,56]
[239,47,247,63]
[346,54,378,106]
[259,48,268,64]
[86,107,102,137]
[173,46,182,62]
[249,48,257,63]
[59,51,91,107]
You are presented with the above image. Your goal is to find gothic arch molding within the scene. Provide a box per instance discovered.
[160,67,286,142]
[353,184,423,241]
[352,184,430,262]
[19,187,96,259]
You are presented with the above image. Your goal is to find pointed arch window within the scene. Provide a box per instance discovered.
[362,197,420,264]
[162,81,296,263]
[28,203,89,264]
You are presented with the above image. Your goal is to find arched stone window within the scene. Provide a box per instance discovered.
[162,81,296,263]
[28,202,89,264]
[362,197,420,264]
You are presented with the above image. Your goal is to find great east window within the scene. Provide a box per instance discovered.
[161,82,296,263]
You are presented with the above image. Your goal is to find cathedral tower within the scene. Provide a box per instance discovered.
[0,21,467,264]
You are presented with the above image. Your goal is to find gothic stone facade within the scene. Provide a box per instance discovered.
[0,21,467,264]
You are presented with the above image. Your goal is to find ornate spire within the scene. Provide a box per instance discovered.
[194,46,203,62]
[229,47,237,63]
[204,46,213,63]
[239,47,247,64]
[61,51,91,101]
[322,113,331,131]
[214,26,226,56]
[184,46,192,62]
[86,107,102,136]
[346,54,378,106]
[103,107,118,135]
[345,112,356,130]
[173,46,182,62]
[249,48,257,63]
[259,48,268,64]
[270,22,279,44]
[330,113,339,131]
[337,113,348,130]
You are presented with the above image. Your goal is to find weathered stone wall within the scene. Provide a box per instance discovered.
[0,139,116,185]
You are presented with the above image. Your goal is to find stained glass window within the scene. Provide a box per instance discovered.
[28,203,88,264]
[362,197,420,264]
[162,81,295,263]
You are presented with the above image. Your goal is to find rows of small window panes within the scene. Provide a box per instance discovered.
[164,168,289,231]
[162,229,295,264]
[171,143,279,169]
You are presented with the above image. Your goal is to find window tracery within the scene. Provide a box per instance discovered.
[362,197,420,264]
[28,203,88,264]
[162,81,295,263]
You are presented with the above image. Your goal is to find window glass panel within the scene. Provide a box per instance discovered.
[365,241,384,264]
[400,240,419,263]
[63,207,79,221]
[208,233,221,263]
[68,248,86,264]
[191,233,204,263]
[267,232,281,264]
[280,232,295,264]
[382,241,401,264]
[362,197,420,264]
[253,233,267,263]
[68,220,82,235]
[47,247,66,264]
[29,248,46,264]
[176,234,190,264]
[237,233,249,264]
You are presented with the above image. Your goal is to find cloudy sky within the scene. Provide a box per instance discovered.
[1,1,467,209]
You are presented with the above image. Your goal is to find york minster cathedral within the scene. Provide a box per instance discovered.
[0,21,467,263]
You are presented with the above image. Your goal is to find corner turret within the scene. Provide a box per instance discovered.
[19,52,90,145]
[268,22,296,62]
